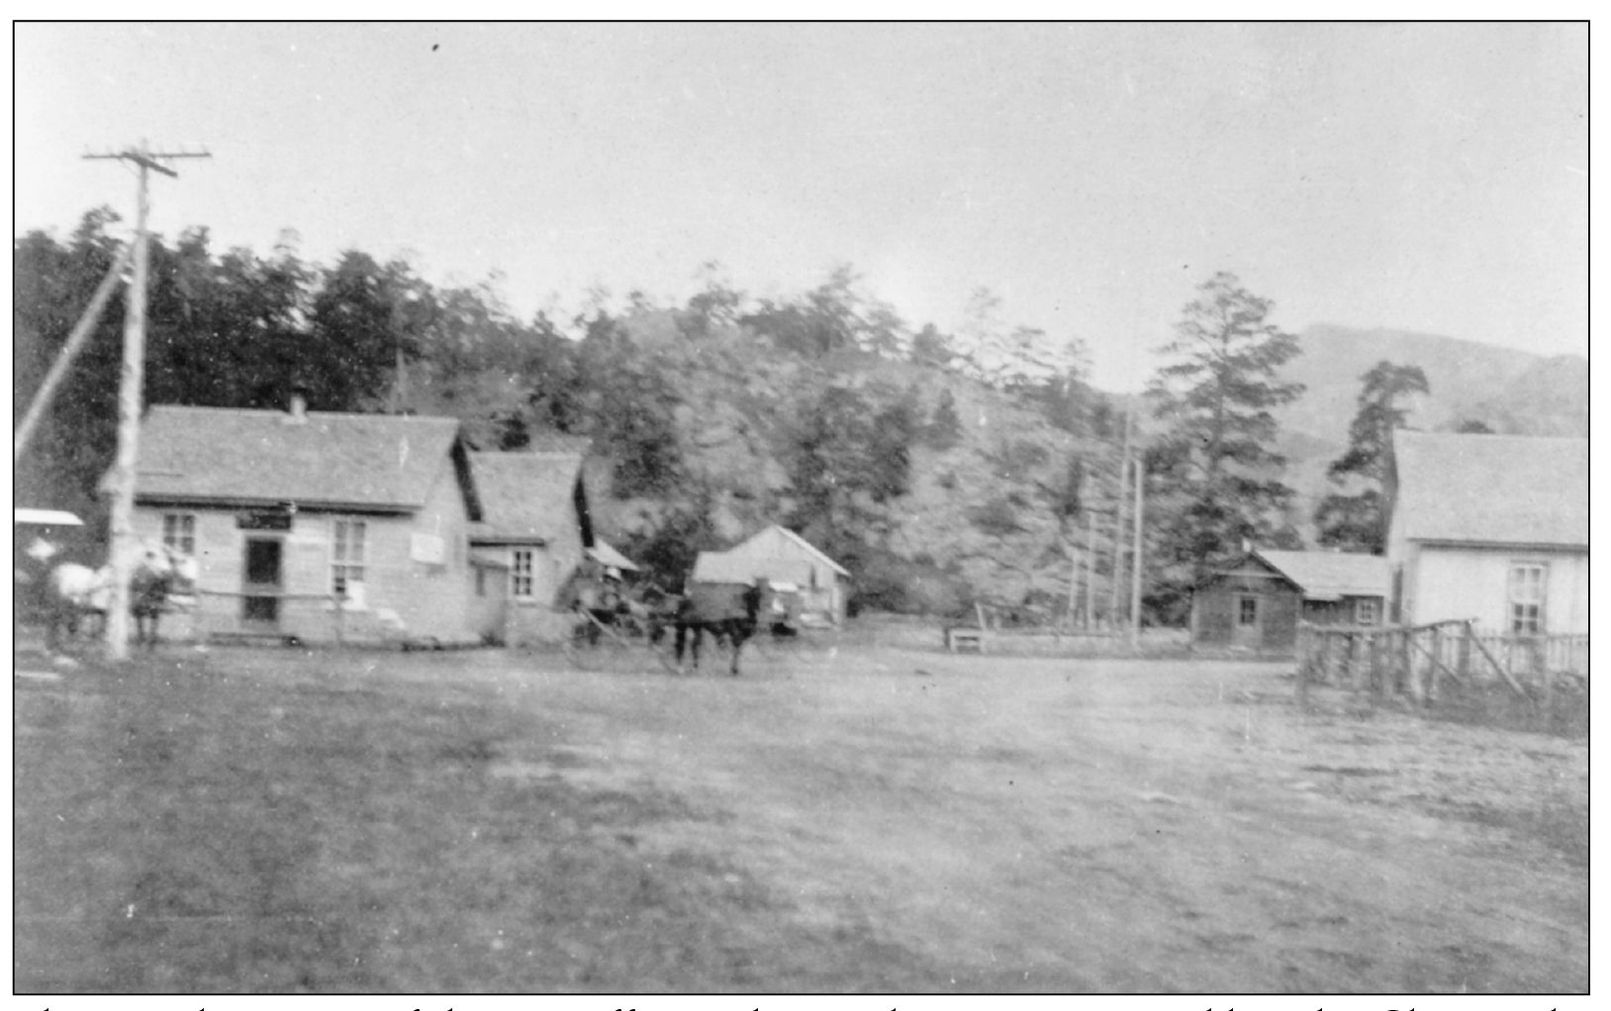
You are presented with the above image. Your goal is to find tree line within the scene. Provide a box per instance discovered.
[15,207,1430,621]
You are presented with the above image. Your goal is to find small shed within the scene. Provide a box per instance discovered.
[1192,549,1390,652]
[695,524,850,627]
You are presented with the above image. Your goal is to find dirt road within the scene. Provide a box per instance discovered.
[437,644,1587,993]
[14,641,1586,993]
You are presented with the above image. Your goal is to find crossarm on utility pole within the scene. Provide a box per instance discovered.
[14,242,133,464]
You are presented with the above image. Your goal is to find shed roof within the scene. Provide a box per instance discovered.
[1255,550,1391,601]
[727,524,850,577]
[1391,431,1587,548]
[130,405,474,514]
[468,450,585,545]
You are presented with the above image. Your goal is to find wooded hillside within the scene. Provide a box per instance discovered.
[15,209,1585,623]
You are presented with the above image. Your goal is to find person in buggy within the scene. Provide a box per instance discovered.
[571,563,629,646]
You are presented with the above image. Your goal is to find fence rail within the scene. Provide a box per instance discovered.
[1296,619,1587,708]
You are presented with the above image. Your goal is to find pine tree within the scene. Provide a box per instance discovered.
[1146,272,1304,601]
[1314,360,1430,552]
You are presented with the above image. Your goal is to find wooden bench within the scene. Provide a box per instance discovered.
[946,627,988,653]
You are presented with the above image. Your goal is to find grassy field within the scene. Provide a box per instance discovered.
[12,635,1588,994]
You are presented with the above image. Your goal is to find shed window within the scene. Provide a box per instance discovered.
[332,519,367,597]
[1354,599,1379,626]
[511,550,534,599]
[1508,562,1546,635]
[162,513,196,556]
[1237,596,1258,626]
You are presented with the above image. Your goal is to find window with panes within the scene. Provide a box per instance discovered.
[332,519,367,597]
[163,513,196,555]
[1508,563,1546,635]
[511,549,534,599]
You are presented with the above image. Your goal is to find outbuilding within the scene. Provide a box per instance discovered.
[469,447,597,645]
[693,524,850,627]
[1192,548,1390,652]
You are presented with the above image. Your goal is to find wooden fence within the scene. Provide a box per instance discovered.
[1295,619,1588,707]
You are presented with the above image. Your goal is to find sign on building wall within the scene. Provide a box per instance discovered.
[411,532,446,565]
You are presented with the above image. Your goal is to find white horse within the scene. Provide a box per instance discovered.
[44,541,197,651]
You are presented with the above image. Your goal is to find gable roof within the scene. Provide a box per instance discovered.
[690,551,816,587]
[1255,549,1391,601]
[1391,431,1588,548]
[468,450,587,545]
[728,524,850,577]
[131,405,476,515]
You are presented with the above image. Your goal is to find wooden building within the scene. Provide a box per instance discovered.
[125,401,499,647]
[691,524,850,627]
[469,446,597,646]
[1385,431,1587,636]
[1192,549,1389,652]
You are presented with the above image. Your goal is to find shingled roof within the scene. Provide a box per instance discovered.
[131,405,477,515]
[468,450,588,545]
[1254,549,1390,601]
[1390,431,1588,548]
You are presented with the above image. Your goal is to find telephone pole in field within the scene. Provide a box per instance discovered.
[84,141,211,659]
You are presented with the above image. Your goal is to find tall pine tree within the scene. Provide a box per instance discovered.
[1146,272,1304,605]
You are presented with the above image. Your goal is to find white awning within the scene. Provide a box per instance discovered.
[585,540,640,572]
[13,508,84,527]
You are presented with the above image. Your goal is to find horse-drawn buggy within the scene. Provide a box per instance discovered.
[13,508,198,655]
[561,554,782,676]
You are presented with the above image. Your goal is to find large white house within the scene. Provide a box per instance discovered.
[1384,431,1587,636]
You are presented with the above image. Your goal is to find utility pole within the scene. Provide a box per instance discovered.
[84,142,211,659]
[1083,508,1096,630]
[1109,404,1133,629]
[1130,444,1146,650]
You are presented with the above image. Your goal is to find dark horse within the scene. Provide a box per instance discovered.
[674,579,771,676]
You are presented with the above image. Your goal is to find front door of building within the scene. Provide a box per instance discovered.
[1232,593,1262,649]
[242,537,283,625]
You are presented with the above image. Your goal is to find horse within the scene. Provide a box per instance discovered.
[42,542,196,652]
[673,578,773,676]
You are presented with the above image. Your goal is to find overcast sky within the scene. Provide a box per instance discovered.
[13,22,1587,392]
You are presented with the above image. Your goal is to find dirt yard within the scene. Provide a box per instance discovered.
[12,635,1588,994]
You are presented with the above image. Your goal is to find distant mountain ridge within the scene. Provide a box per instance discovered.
[1274,324,1587,540]
[1279,324,1587,441]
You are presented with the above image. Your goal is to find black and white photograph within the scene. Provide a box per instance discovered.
[11,21,1589,1001]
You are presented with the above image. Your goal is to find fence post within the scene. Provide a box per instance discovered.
[1539,637,1554,715]
[1404,628,1422,703]
[1348,633,1362,695]
[1295,623,1309,704]
[1427,624,1442,705]
[1459,621,1473,682]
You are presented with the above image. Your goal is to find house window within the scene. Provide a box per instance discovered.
[511,549,534,599]
[1355,599,1379,626]
[1237,596,1258,626]
[1508,562,1547,635]
[162,513,196,555]
[332,519,367,597]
